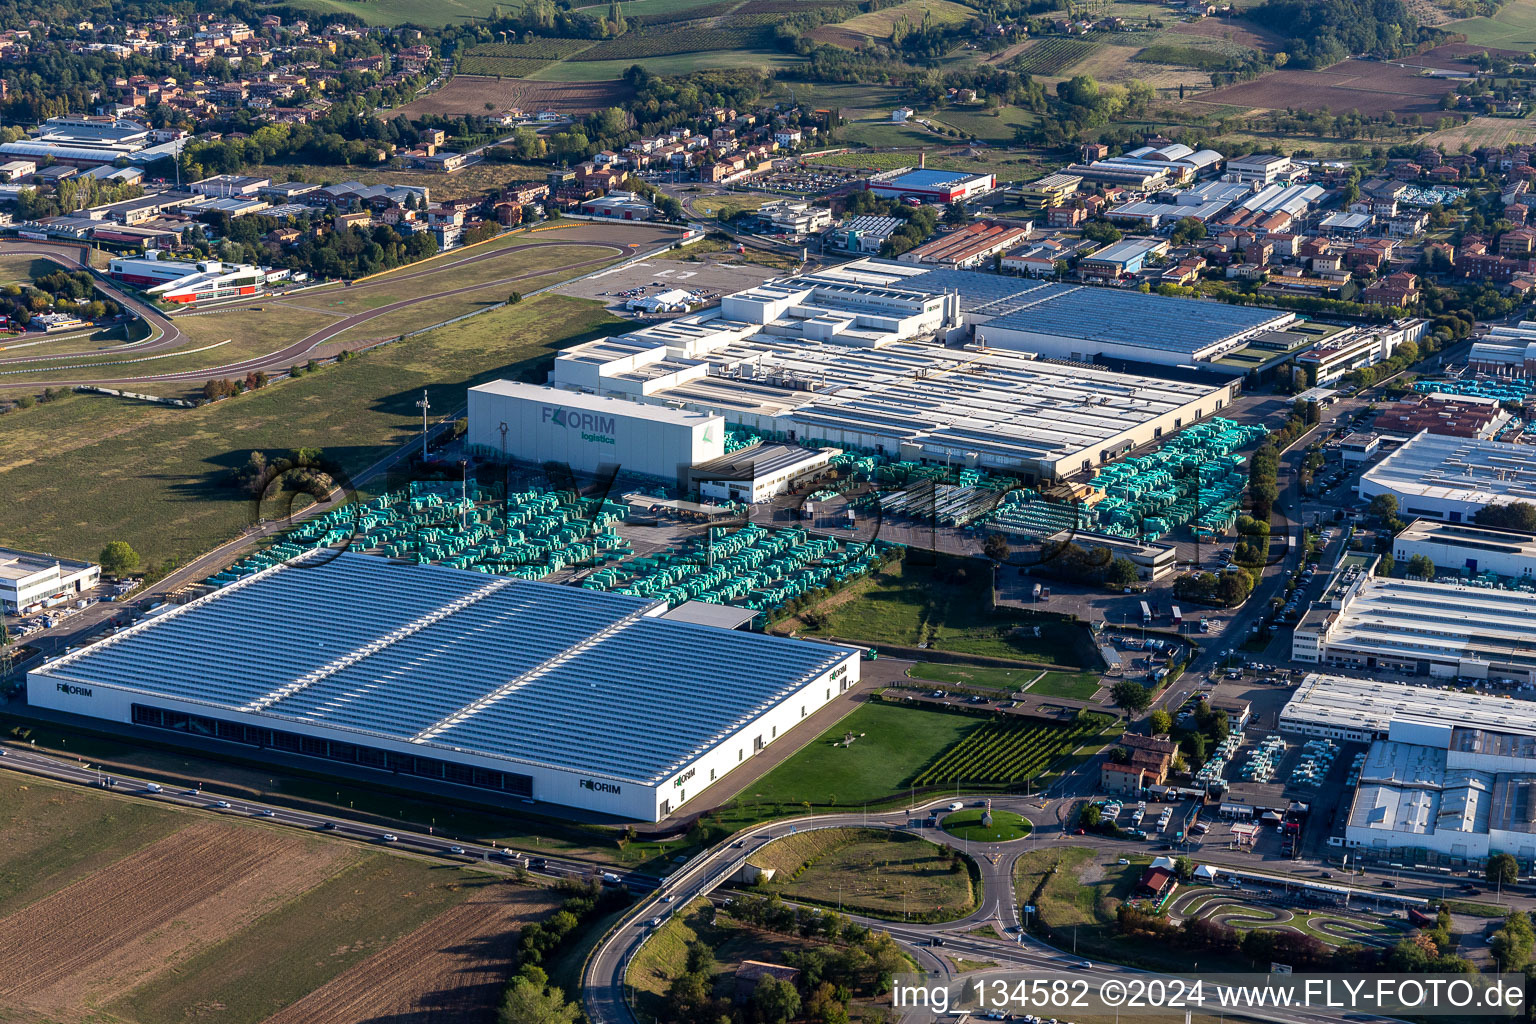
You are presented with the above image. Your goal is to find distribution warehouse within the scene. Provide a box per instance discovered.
[1359,429,1536,522]
[26,553,860,821]
[1282,675,1536,861]
[467,380,724,485]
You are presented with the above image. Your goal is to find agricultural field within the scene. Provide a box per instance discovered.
[570,24,775,60]
[910,715,1109,787]
[1422,113,1536,150]
[528,50,802,80]
[837,118,946,147]
[932,104,1039,145]
[393,74,633,117]
[751,828,977,920]
[1166,14,1282,51]
[0,776,555,1023]
[288,0,499,25]
[1011,37,1101,76]
[1183,58,1456,117]
[1133,40,1254,71]
[0,289,628,567]
[457,38,595,76]
[1447,0,1536,48]
[811,0,975,48]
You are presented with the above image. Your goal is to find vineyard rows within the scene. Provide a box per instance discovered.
[458,39,593,77]
[1012,38,1099,76]
[912,719,1093,786]
[572,25,774,60]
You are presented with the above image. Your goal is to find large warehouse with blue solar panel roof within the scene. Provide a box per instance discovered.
[27,552,860,820]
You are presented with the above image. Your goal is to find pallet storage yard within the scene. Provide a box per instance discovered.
[27,552,859,821]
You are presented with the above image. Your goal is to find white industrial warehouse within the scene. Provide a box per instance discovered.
[1393,519,1536,580]
[1359,430,1536,522]
[509,262,1238,483]
[467,380,724,485]
[1283,675,1536,861]
[27,552,860,821]
[1292,563,1536,680]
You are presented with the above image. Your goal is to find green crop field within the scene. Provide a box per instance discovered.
[1012,37,1100,75]
[526,49,802,79]
[1448,0,1536,49]
[570,25,775,60]
[458,38,595,75]
[0,292,627,567]
[289,0,500,26]
[911,716,1109,787]
[1133,42,1251,70]
[751,827,977,920]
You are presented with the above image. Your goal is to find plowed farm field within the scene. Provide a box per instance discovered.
[1183,58,1455,117]
[0,777,549,1024]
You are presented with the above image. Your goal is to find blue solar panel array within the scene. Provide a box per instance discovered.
[44,552,850,783]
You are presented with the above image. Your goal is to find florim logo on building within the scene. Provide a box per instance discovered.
[543,406,617,446]
[580,778,622,794]
[55,683,93,698]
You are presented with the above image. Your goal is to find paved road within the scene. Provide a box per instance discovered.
[0,241,188,362]
[584,796,1431,1024]
[0,239,632,387]
[0,741,658,888]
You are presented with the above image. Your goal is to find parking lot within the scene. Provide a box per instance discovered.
[554,255,783,314]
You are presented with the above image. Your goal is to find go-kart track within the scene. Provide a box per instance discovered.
[0,231,646,389]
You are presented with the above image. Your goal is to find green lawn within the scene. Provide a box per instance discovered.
[114,856,499,1024]
[838,120,945,148]
[799,555,1096,668]
[718,702,984,819]
[0,293,626,567]
[754,827,977,921]
[1448,0,1536,48]
[907,663,1041,692]
[1025,671,1104,700]
[932,105,1040,145]
[941,808,1032,843]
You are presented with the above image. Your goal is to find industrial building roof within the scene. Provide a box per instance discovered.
[1395,519,1536,559]
[1283,673,1536,738]
[1361,430,1536,507]
[36,553,853,784]
[1324,575,1536,670]
[0,546,97,582]
[979,283,1291,355]
[878,169,987,190]
[470,380,720,428]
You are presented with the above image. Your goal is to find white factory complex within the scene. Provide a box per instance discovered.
[0,547,100,614]
[1392,519,1536,580]
[471,260,1248,484]
[467,380,724,485]
[1283,675,1536,861]
[1358,430,1536,523]
[1293,561,1536,681]
[26,553,860,821]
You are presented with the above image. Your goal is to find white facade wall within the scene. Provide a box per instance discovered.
[28,649,860,821]
[1,560,100,613]
[467,382,724,482]
[1393,535,1536,579]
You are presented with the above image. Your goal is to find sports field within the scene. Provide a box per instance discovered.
[0,776,556,1023]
